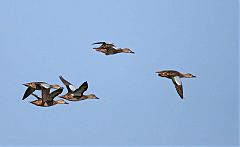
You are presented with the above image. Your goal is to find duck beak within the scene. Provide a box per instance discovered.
[64,101,69,104]
[155,71,161,73]
[23,83,28,87]
[192,75,196,78]
[96,97,100,99]
[130,51,135,54]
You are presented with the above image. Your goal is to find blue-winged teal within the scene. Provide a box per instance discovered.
[92,41,134,55]
[58,76,99,101]
[22,82,61,100]
[156,70,196,99]
[30,87,68,107]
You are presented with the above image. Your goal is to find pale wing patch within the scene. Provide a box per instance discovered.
[174,76,182,85]
[40,83,50,89]
[69,85,76,91]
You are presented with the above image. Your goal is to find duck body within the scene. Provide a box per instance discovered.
[156,70,184,78]
[59,94,99,101]
[105,48,135,55]
[30,99,68,107]
[94,47,135,55]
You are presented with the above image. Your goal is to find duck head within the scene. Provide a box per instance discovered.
[88,94,99,99]
[122,48,134,54]
[155,71,167,77]
[184,73,196,78]
[23,82,36,88]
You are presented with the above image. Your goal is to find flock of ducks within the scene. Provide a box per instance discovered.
[22,76,99,107]
[22,41,196,107]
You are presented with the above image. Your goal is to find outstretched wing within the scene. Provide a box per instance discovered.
[171,76,183,99]
[92,41,106,45]
[22,87,35,100]
[73,81,88,97]
[92,41,115,48]
[49,88,64,101]
[31,93,41,100]
[59,75,76,93]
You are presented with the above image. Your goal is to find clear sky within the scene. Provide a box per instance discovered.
[0,0,238,146]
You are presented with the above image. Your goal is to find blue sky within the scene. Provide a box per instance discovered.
[0,0,238,146]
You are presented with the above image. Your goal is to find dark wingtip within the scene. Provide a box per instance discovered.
[22,93,29,100]
[59,75,66,82]
[180,95,184,99]
[92,42,105,45]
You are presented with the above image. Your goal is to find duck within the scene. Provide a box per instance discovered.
[156,70,196,99]
[94,46,134,55]
[92,41,134,55]
[58,75,99,101]
[22,82,61,100]
[30,87,68,107]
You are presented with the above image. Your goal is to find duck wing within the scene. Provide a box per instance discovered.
[49,88,64,101]
[105,47,118,55]
[73,81,88,97]
[92,41,106,45]
[22,87,35,100]
[171,76,183,99]
[92,42,115,48]
[41,88,50,102]
[59,76,76,93]
[31,93,41,100]
[38,82,51,89]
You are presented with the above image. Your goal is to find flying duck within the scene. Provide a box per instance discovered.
[156,70,196,99]
[58,75,99,101]
[92,41,134,55]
